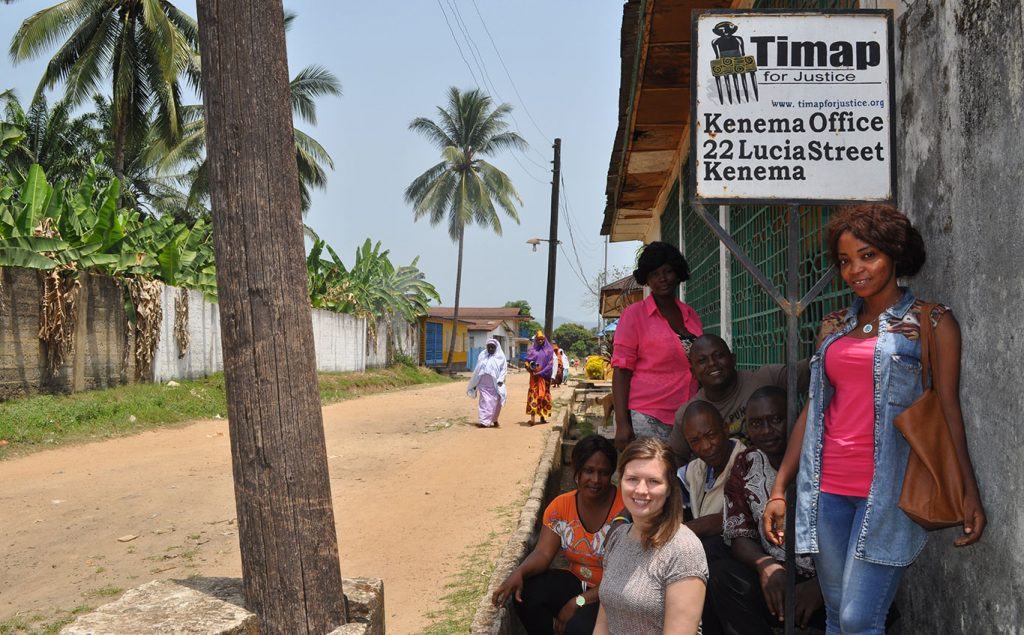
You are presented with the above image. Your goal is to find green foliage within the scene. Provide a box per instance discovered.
[0,90,105,184]
[0,161,217,299]
[152,63,342,216]
[307,238,440,322]
[553,322,596,357]
[8,0,201,178]
[503,299,540,335]
[503,299,533,315]
[569,340,592,360]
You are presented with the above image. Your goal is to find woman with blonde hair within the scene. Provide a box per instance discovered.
[595,438,708,634]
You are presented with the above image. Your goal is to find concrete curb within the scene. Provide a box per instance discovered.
[468,405,567,635]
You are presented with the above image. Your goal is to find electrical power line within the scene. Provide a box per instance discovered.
[443,0,553,175]
[436,0,480,87]
[470,0,554,146]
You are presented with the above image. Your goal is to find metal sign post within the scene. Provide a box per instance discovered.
[690,8,896,635]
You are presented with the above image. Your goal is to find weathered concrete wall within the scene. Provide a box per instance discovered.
[365,317,420,369]
[311,308,366,373]
[2,267,418,399]
[895,1,1024,632]
[153,286,224,383]
[1,268,131,400]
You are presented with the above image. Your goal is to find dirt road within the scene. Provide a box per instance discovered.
[0,370,556,633]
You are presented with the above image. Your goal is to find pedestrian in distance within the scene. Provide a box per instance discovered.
[467,338,506,428]
[525,331,554,424]
[612,241,703,449]
[763,203,987,635]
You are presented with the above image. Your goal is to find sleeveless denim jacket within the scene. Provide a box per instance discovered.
[795,289,935,566]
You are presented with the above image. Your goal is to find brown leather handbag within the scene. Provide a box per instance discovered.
[892,303,965,530]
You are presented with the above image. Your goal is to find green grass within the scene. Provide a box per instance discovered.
[419,499,525,635]
[0,364,450,460]
[0,605,91,635]
[87,586,123,599]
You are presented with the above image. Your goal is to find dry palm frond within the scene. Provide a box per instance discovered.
[128,277,164,381]
[174,286,190,358]
[38,267,81,373]
[35,218,80,373]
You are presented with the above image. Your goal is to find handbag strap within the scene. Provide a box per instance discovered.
[918,302,939,391]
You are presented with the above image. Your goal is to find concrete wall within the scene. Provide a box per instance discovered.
[2,268,418,399]
[152,286,223,383]
[365,317,419,369]
[894,1,1024,632]
[1,268,132,400]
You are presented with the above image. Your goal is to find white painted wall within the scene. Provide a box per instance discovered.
[152,286,410,381]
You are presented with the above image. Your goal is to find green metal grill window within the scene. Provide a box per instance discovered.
[728,205,852,369]
[681,194,721,336]
[720,0,856,367]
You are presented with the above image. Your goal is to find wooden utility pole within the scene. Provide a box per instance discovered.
[196,1,346,633]
[544,138,561,337]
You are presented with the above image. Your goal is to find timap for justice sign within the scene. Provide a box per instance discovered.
[690,10,896,204]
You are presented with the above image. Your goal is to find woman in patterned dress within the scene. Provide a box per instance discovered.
[492,436,624,634]
[525,331,554,424]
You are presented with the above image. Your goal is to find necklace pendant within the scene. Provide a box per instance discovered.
[862,323,874,334]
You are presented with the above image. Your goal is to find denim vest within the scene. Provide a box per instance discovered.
[795,289,928,566]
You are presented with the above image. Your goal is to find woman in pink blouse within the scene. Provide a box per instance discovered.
[612,242,703,450]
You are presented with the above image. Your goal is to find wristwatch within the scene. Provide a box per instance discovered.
[575,594,586,607]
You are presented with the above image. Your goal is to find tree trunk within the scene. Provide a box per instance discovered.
[446,225,464,371]
[196,2,345,633]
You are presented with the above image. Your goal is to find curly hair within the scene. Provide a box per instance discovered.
[633,241,690,285]
[827,204,927,277]
[571,434,618,479]
[618,438,683,550]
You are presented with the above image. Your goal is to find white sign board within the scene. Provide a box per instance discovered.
[690,11,896,204]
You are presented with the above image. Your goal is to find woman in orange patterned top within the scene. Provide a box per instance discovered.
[492,435,624,635]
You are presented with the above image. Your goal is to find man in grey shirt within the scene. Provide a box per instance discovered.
[668,335,809,465]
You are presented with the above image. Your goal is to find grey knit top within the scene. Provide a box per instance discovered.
[598,523,708,634]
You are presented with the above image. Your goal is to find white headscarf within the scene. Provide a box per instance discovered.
[467,338,508,403]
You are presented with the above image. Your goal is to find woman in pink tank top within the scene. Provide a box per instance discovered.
[762,204,987,635]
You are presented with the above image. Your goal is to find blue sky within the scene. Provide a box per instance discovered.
[1,1,641,326]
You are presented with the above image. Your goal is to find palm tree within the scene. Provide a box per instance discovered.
[151,64,341,215]
[405,86,527,370]
[0,89,103,181]
[8,0,201,183]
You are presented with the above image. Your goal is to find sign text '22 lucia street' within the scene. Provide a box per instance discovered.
[702,110,887,182]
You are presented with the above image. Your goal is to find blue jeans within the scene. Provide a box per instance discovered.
[813,493,906,635]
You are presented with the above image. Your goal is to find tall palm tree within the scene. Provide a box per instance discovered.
[8,0,201,183]
[405,86,527,369]
[151,64,341,215]
[0,88,103,181]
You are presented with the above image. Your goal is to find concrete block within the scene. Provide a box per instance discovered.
[59,578,257,635]
[59,576,384,635]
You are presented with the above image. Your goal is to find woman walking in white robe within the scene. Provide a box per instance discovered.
[467,338,507,427]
